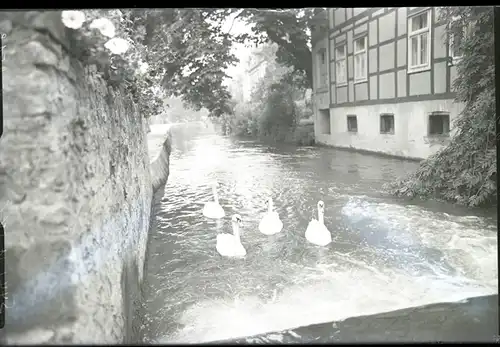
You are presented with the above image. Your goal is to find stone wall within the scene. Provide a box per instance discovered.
[148,125,173,192]
[0,11,168,343]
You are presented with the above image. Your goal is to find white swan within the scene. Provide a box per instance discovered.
[305,200,332,246]
[258,197,283,235]
[202,182,225,219]
[216,214,246,258]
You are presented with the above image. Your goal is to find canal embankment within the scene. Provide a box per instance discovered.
[0,11,172,344]
[211,294,498,343]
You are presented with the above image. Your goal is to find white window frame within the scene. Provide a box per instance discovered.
[335,44,347,87]
[407,9,432,74]
[448,16,473,66]
[353,36,368,83]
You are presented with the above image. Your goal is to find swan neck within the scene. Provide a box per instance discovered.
[318,209,324,224]
[233,223,240,241]
[212,185,219,203]
[268,198,273,213]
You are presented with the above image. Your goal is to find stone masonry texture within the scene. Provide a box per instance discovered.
[0,11,167,343]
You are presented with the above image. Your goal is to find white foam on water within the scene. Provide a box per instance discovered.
[157,197,497,344]
[160,264,495,344]
[341,197,498,285]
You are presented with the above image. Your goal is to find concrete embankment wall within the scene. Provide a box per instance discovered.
[0,11,171,344]
[217,294,498,343]
[148,124,173,192]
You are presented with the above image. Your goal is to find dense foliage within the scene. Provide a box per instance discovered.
[132,8,321,116]
[125,9,246,118]
[64,8,321,120]
[385,7,496,207]
[219,43,313,145]
[257,82,300,141]
[237,8,323,89]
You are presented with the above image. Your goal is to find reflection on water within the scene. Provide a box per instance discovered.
[142,123,497,344]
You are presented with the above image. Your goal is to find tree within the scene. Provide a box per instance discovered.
[120,8,323,118]
[386,6,495,207]
[224,39,312,141]
[238,8,325,89]
[248,42,293,102]
[123,9,246,118]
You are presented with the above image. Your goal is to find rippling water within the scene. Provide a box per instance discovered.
[141,123,497,344]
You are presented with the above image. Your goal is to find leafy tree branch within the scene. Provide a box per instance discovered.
[238,8,324,89]
[118,8,322,117]
[385,6,496,207]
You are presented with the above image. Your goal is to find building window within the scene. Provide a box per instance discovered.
[318,109,331,134]
[354,36,367,83]
[448,16,473,65]
[380,113,395,134]
[335,44,347,86]
[347,115,358,132]
[408,10,431,73]
[316,48,328,89]
[428,112,450,136]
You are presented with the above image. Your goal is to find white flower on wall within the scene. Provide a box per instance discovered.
[104,37,130,55]
[61,10,86,30]
[89,18,116,38]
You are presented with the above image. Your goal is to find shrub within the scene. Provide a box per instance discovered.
[385,7,495,207]
[226,79,312,144]
[257,82,298,141]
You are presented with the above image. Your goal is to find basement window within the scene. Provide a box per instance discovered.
[347,115,358,132]
[318,109,331,134]
[380,113,395,134]
[428,111,450,136]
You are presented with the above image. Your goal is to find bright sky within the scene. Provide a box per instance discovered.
[221,13,254,82]
[220,10,312,83]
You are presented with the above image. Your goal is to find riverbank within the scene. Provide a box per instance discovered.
[148,124,173,192]
[284,120,315,146]
[212,294,498,343]
[213,118,315,146]
[131,124,173,342]
[315,142,424,162]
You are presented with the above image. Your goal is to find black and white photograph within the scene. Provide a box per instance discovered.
[0,7,498,344]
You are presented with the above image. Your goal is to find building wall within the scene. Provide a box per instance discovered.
[316,99,461,159]
[313,7,461,160]
[242,59,267,103]
[312,34,330,136]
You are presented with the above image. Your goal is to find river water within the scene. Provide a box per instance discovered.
[141,123,497,343]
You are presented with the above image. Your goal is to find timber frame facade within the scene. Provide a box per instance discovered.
[311,7,464,160]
